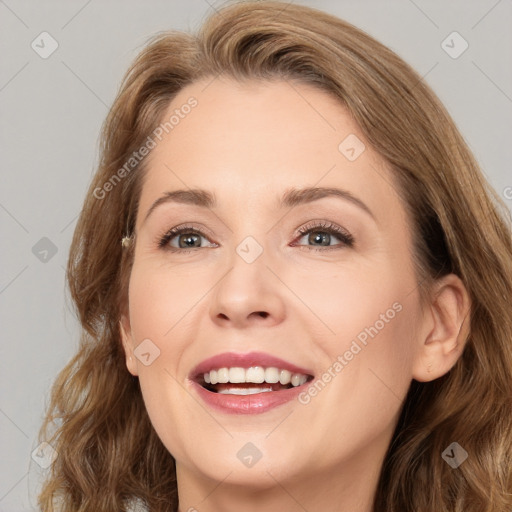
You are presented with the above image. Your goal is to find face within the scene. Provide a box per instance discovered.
[120,77,428,494]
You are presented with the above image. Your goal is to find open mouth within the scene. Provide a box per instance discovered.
[194,367,314,395]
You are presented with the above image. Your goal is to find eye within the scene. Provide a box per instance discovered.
[292,221,354,251]
[158,224,217,252]
[157,221,354,253]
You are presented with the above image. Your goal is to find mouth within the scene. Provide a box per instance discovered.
[188,351,314,413]
[194,366,314,395]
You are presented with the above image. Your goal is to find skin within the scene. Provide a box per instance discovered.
[120,77,471,512]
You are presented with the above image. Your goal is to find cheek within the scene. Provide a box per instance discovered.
[126,263,192,404]
[293,258,419,415]
[127,259,209,342]
[284,254,413,351]
[329,290,419,413]
[126,263,202,461]
[292,296,419,470]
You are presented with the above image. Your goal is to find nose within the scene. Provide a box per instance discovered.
[209,245,286,329]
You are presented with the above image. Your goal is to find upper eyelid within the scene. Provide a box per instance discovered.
[164,222,216,238]
[160,221,352,247]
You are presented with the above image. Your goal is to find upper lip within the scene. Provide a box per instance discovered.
[189,351,314,381]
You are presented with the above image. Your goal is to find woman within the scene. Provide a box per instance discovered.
[37,1,512,511]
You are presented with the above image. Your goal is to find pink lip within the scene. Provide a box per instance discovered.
[190,380,308,415]
[188,351,314,415]
[189,351,314,379]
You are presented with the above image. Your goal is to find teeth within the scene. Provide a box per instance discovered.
[218,386,273,395]
[217,368,229,383]
[264,367,280,383]
[279,369,292,385]
[291,374,308,387]
[246,366,265,383]
[229,367,245,383]
[202,367,309,387]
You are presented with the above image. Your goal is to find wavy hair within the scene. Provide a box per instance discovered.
[37,1,512,510]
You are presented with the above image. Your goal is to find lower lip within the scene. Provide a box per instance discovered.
[190,380,308,414]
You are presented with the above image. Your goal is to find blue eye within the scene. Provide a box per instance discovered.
[294,221,354,251]
[158,225,216,252]
[158,221,354,253]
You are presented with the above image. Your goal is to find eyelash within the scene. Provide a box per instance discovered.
[295,221,354,251]
[157,221,355,253]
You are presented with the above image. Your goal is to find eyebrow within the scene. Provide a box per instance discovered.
[143,186,375,223]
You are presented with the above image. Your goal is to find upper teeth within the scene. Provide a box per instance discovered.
[204,367,308,387]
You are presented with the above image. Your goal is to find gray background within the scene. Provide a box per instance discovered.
[1,0,511,509]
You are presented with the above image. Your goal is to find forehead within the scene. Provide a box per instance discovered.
[136,77,405,227]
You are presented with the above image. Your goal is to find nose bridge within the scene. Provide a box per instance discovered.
[235,233,266,266]
[221,231,270,301]
[209,228,286,327]
[223,197,272,273]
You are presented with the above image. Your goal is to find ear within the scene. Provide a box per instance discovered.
[412,273,471,382]
[119,314,139,377]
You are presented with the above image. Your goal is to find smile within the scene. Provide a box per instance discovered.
[202,366,309,394]
[189,351,314,414]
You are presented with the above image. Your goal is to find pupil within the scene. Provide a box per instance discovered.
[179,233,200,248]
[310,232,329,246]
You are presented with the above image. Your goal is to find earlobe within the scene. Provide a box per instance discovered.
[119,316,139,377]
[412,274,471,383]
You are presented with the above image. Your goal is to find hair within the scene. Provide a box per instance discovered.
[37,1,512,511]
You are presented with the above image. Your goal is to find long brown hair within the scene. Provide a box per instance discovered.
[37,1,512,510]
